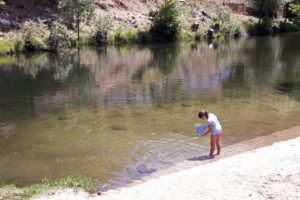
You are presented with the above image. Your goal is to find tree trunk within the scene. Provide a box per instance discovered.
[76,19,80,43]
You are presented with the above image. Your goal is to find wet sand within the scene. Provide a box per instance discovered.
[33,126,300,200]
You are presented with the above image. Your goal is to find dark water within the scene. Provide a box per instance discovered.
[0,32,300,190]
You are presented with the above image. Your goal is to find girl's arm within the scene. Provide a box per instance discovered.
[202,125,212,136]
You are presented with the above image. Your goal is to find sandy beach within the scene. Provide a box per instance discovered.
[33,134,300,200]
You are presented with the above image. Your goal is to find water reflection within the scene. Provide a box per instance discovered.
[0,32,300,190]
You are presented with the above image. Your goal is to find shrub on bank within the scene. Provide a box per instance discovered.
[108,26,139,45]
[149,0,181,42]
[48,20,71,51]
[247,18,275,36]
[288,3,300,26]
[247,17,300,36]
[214,6,243,39]
[279,21,300,32]
[22,21,48,52]
[0,40,14,54]
[90,15,111,45]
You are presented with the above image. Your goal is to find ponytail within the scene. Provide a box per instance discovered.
[204,110,208,118]
[198,110,209,119]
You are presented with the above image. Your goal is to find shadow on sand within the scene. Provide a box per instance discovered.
[187,155,211,161]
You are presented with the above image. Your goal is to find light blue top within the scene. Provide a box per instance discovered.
[206,113,222,135]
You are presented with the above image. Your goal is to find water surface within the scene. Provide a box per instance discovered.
[0,32,300,190]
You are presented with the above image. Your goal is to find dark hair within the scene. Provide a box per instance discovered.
[198,110,208,119]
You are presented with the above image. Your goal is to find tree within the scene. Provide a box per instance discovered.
[48,20,71,51]
[248,0,283,20]
[288,3,300,25]
[149,0,181,42]
[59,0,95,43]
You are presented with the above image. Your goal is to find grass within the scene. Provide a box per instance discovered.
[0,177,95,200]
[0,40,14,54]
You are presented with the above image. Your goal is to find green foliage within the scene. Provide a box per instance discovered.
[0,176,94,200]
[22,21,48,51]
[0,40,13,54]
[21,184,51,199]
[194,32,203,41]
[289,3,300,25]
[247,0,282,19]
[149,0,181,42]
[213,32,223,42]
[279,21,300,32]
[91,15,111,45]
[70,0,95,42]
[179,30,193,41]
[57,0,94,44]
[247,18,276,35]
[111,26,138,45]
[51,176,94,192]
[216,6,231,26]
[220,20,242,38]
[48,20,71,51]
[0,0,5,5]
[137,31,152,43]
[14,38,24,53]
[215,6,242,39]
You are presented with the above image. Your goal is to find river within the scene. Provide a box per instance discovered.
[0,32,300,190]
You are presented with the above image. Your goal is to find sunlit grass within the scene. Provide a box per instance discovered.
[0,176,95,200]
[0,41,14,54]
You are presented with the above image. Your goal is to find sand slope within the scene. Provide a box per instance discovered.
[33,137,300,200]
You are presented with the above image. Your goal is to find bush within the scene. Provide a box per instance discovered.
[111,26,138,45]
[279,21,300,32]
[91,15,111,45]
[48,20,71,51]
[14,38,24,53]
[0,40,13,54]
[247,18,275,36]
[216,6,231,26]
[137,31,152,43]
[179,30,193,41]
[194,32,203,41]
[288,3,300,26]
[149,0,181,42]
[22,20,48,51]
[24,36,47,51]
[247,0,282,19]
[214,6,242,39]
[221,20,242,38]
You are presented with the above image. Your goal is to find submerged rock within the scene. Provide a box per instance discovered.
[136,165,157,174]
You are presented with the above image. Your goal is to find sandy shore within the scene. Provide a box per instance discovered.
[33,135,300,200]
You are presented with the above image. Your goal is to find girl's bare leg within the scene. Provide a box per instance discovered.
[210,135,218,158]
[216,134,221,155]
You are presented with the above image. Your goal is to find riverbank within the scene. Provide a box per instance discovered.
[27,126,300,200]
[1,0,299,55]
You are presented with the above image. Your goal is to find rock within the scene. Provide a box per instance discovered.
[201,9,210,19]
[0,17,21,31]
[131,19,137,25]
